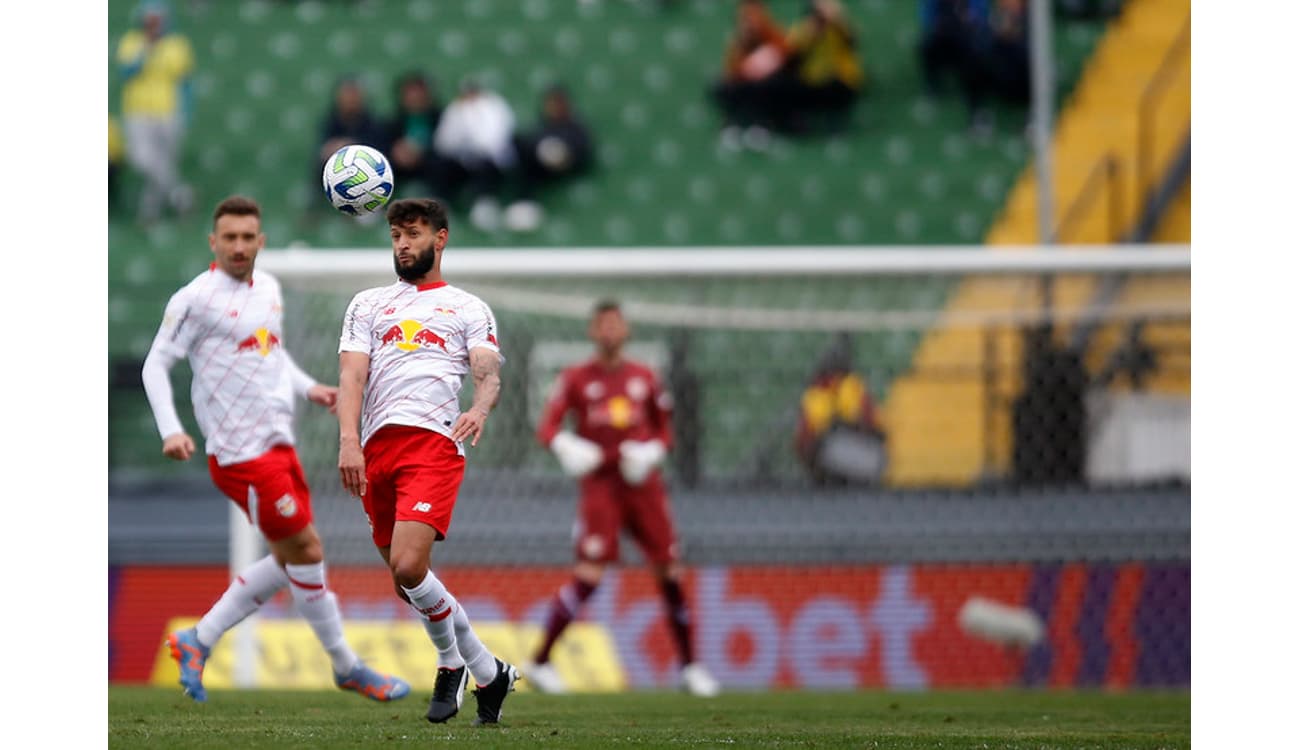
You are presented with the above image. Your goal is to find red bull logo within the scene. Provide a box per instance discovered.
[235,327,280,357]
[381,319,447,352]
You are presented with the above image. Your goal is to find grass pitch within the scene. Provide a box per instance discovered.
[108,686,1189,749]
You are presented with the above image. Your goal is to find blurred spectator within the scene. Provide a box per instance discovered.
[785,0,866,133]
[318,76,386,166]
[919,0,1030,138]
[384,71,443,195]
[794,337,887,485]
[964,0,1030,136]
[983,0,1031,106]
[432,79,518,232]
[115,1,195,225]
[1058,0,1122,19]
[918,0,982,99]
[710,0,796,150]
[109,115,125,211]
[503,85,595,233]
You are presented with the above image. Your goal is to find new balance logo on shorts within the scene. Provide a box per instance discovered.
[412,501,432,512]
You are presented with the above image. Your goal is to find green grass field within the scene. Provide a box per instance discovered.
[108,686,1190,749]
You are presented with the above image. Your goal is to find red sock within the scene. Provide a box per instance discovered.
[659,578,695,665]
[533,578,597,665]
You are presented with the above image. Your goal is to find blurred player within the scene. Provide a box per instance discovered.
[336,198,519,725]
[527,300,720,697]
[141,196,410,704]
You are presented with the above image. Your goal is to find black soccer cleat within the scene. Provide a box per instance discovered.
[426,665,468,724]
[471,658,519,726]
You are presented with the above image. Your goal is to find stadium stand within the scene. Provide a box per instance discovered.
[108,1,1118,477]
[882,0,1190,485]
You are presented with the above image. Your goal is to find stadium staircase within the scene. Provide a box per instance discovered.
[881,0,1190,486]
[108,0,1108,479]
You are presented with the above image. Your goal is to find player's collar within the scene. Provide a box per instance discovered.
[414,280,447,292]
[209,262,254,286]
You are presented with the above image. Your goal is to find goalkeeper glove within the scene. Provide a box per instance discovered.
[618,439,666,486]
[550,431,603,478]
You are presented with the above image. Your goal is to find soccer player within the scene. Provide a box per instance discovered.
[526,300,721,697]
[141,196,410,704]
[336,198,519,725]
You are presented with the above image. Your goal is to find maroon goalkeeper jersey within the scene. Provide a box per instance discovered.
[536,358,674,472]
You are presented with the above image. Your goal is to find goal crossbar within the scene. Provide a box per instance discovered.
[259,244,1191,280]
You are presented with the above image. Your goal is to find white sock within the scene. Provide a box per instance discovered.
[195,554,288,648]
[453,603,499,687]
[285,562,359,676]
[402,570,465,670]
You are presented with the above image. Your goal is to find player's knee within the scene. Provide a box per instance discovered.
[574,561,606,586]
[274,527,323,565]
[388,552,428,589]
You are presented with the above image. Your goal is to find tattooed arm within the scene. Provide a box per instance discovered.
[449,347,501,446]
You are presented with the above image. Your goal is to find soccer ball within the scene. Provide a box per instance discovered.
[322,144,394,216]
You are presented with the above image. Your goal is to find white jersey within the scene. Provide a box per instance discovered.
[338,279,502,451]
[144,264,316,466]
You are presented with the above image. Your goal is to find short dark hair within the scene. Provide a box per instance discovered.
[386,198,449,232]
[592,298,622,317]
[213,195,261,227]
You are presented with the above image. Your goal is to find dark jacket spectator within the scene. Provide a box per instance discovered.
[385,72,443,193]
[318,76,386,166]
[504,86,594,232]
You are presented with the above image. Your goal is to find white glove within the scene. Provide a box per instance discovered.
[618,439,666,486]
[550,431,603,478]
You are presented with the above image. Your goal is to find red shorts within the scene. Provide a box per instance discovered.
[207,445,313,542]
[575,470,679,565]
[363,425,465,548]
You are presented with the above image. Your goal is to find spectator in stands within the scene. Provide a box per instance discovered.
[318,75,386,166]
[710,0,796,151]
[384,71,444,197]
[785,0,866,133]
[432,79,518,232]
[115,0,195,225]
[308,76,386,222]
[109,114,125,212]
[503,85,595,233]
[794,336,888,486]
[918,0,1029,139]
[918,0,983,100]
[983,0,1031,107]
[962,0,1030,137]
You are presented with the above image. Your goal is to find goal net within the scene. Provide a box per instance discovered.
[254,243,1190,554]
[209,243,1189,689]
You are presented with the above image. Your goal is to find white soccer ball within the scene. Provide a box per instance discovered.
[322,144,394,216]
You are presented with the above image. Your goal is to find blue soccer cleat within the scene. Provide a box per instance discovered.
[335,661,412,702]
[166,627,210,702]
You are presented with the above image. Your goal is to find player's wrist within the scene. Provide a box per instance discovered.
[470,405,491,418]
[339,433,361,446]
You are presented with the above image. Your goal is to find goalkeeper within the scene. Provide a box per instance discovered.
[527,300,719,698]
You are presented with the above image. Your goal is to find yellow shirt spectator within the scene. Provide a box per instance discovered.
[117,29,194,118]
[787,2,865,91]
[109,116,124,165]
